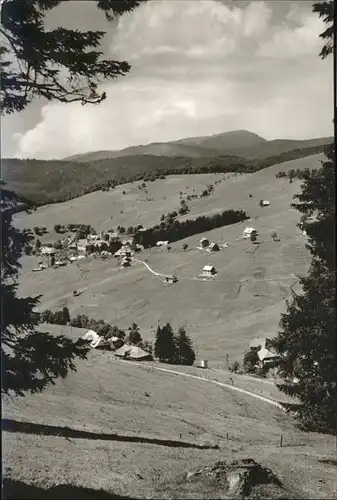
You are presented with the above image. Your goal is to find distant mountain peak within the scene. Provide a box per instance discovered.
[63,129,267,162]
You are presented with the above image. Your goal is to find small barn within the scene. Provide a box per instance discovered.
[249,337,272,350]
[82,329,102,348]
[202,265,217,277]
[77,239,89,254]
[121,257,131,267]
[115,344,152,361]
[261,200,270,206]
[165,275,178,283]
[208,242,220,252]
[257,347,280,367]
[243,227,257,239]
[41,246,56,256]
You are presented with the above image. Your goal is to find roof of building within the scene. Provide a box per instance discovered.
[115,344,152,359]
[82,329,101,348]
[258,346,278,361]
[203,264,216,271]
[249,337,269,349]
[77,239,88,247]
[243,227,256,234]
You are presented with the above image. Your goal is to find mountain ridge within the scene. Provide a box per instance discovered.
[64,129,332,163]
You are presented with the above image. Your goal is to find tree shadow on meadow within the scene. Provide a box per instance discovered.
[2,478,135,499]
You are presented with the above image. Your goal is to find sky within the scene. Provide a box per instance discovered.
[1,0,333,159]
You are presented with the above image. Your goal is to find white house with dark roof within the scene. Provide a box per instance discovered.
[202,265,217,277]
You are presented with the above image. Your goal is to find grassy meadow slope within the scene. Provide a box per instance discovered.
[3,351,336,499]
[2,131,331,206]
[13,173,226,237]
[1,154,245,205]
[15,154,323,364]
[5,152,337,499]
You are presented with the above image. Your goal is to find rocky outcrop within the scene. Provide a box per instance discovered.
[186,458,286,498]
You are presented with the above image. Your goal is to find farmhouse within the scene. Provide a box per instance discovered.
[261,200,270,206]
[249,338,280,367]
[115,344,152,361]
[249,337,272,350]
[257,347,280,367]
[243,227,257,239]
[82,329,102,348]
[77,239,89,254]
[202,265,217,277]
[165,275,178,283]
[121,256,131,267]
[208,242,220,252]
[41,246,56,256]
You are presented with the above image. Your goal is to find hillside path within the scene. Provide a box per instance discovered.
[120,361,286,412]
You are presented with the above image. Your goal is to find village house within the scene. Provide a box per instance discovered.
[77,239,89,254]
[249,338,281,368]
[208,242,220,252]
[202,265,217,277]
[81,329,102,348]
[115,344,152,361]
[121,256,131,267]
[165,275,178,283]
[243,227,257,239]
[41,246,56,256]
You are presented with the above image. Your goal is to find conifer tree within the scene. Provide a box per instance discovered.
[62,306,71,325]
[1,207,89,396]
[174,327,195,366]
[154,323,176,363]
[271,2,336,432]
[1,1,141,395]
[272,148,336,432]
[127,322,142,345]
[0,0,141,114]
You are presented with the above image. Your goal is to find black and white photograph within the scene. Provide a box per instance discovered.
[1,0,336,498]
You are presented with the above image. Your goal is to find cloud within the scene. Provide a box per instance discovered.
[257,8,324,57]
[112,0,272,61]
[13,0,333,159]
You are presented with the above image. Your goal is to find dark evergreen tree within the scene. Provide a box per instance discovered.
[272,147,336,432]
[243,349,259,373]
[1,209,89,396]
[1,0,141,114]
[62,307,71,325]
[154,323,176,363]
[41,309,53,324]
[312,1,333,59]
[174,327,195,365]
[271,1,336,433]
[127,322,142,345]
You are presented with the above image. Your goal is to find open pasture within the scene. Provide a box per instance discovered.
[15,155,322,364]
[3,351,336,499]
